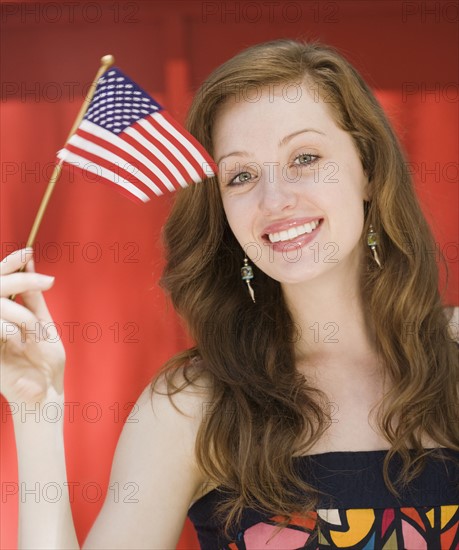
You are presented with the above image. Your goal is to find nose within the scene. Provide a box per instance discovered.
[258,165,297,215]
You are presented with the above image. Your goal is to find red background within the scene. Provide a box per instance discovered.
[1,1,457,548]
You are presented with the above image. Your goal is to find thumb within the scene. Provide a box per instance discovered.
[21,257,55,323]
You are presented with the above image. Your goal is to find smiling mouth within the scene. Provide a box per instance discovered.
[263,219,323,243]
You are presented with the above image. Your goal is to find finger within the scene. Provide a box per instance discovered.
[0,248,34,276]
[1,272,55,297]
[25,256,36,273]
[0,317,45,362]
[0,318,22,344]
[0,297,43,337]
[20,288,55,326]
[21,257,56,323]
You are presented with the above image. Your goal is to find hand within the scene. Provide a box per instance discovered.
[0,248,65,404]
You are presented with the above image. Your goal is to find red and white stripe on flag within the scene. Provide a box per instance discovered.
[57,67,218,203]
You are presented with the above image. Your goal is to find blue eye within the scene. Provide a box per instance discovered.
[293,153,319,165]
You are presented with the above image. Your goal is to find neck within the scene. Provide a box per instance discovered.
[281,252,380,373]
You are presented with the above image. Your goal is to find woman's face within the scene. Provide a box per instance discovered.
[212,81,370,285]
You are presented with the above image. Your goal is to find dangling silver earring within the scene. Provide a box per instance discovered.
[241,255,255,303]
[367,224,382,269]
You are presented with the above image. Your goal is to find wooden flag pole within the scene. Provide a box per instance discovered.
[9,54,115,300]
[26,54,115,249]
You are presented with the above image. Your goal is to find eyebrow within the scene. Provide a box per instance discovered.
[216,128,326,166]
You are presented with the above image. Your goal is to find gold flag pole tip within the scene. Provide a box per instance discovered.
[101,55,115,66]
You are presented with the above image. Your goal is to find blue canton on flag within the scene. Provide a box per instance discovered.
[86,70,162,133]
[57,67,218,203]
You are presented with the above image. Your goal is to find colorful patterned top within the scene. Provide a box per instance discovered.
[187,448,459,549]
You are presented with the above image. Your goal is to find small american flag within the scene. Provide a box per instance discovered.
[57,67,217,203]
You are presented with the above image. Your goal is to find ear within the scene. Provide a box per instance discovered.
[363,199,371,218]
[362,174,371,202]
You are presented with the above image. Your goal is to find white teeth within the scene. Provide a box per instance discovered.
[268,219,320,243]
[279,230,289,241]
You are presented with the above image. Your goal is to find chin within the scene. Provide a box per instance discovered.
[262,264,327,286]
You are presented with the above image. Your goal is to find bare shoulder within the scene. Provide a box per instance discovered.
[150,359,215,406]
[147,362,216,462]
[445,306,459,343]
[82,363,215,549]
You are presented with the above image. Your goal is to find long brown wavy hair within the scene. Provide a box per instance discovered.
[150,39,459,542]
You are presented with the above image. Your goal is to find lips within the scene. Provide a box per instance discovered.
[269,219,321,243]
[261,217,324,242]
[264,219,323,252]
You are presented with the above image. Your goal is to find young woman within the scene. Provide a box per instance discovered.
[1,39,458,549]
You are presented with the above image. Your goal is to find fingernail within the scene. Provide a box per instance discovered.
[38,275,55,285]
[20,248,34,261]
